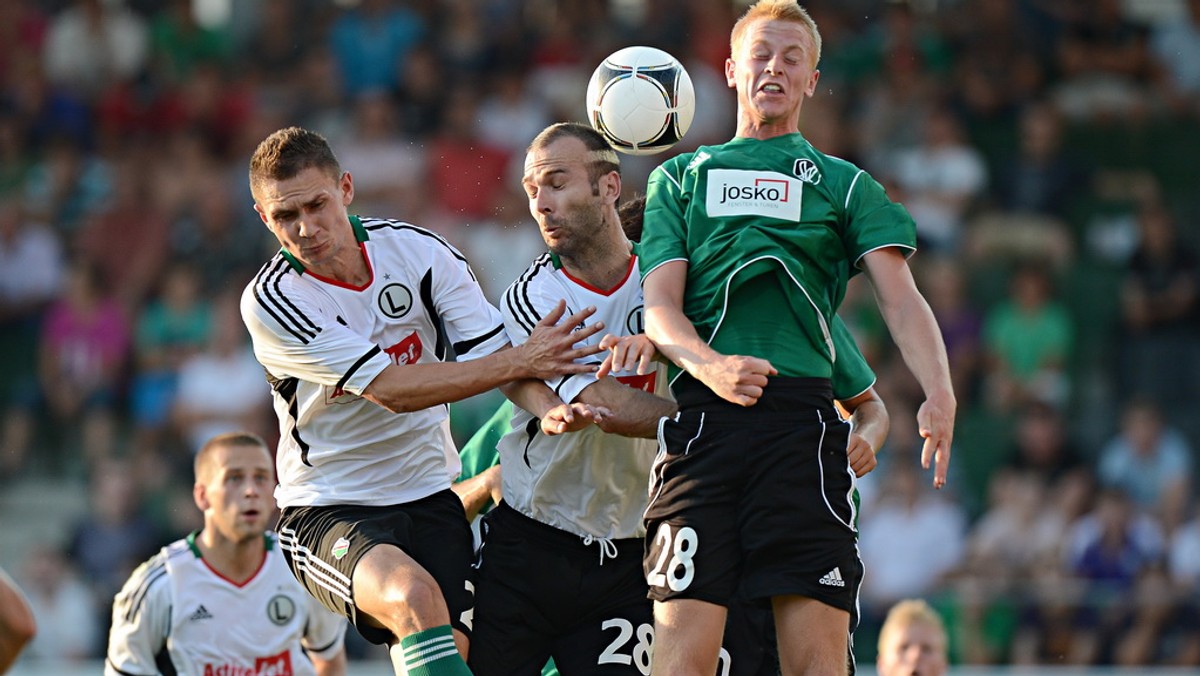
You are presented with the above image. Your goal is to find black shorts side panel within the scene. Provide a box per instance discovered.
[277,489,475,645]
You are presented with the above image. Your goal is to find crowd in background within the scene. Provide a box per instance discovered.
[1,0,1199,668]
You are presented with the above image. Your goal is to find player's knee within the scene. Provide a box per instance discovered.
[375,573,447,634]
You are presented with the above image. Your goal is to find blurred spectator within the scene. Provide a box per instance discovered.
[172,292,271,455]
[1097,396,1193,534]
[0,0,47,87]
[916,256,982,408]
[128,264,212,455]
[74,153,169,311]
[1118,201,1200,424]
[966,469,1066,579]
[1064,487,1166,664]
[982,262,1074,412]
[1150,0,1200,117]
[146,0,232,85]
[476,66,554,156]
[36,259,129,468]
[328,0,425,98]
[1051,0,1159,120]
[333,90,427,217]
[1001,400,1089,488]
[394,43,447,137]
[426,85,511,225]
[65,458,164,653]
[859,459,968,617]
[41,0,148,102]
[22,134,112,235]
[0,192,64,479]
[989,100,1089,221]
[18,544,98,662]
[166,169,269,297]
[888,106,988,254]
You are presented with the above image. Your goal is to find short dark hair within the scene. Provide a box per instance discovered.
[248,127,342,200]
[195,432,271,483]
[618,194,646,241]
[527,122,621,190]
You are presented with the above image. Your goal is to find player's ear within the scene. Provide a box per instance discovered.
[193,482,209,512]
[602,170,621,201]
[340,171,355,206]
[725,58,736,88]
[253,203,269,226]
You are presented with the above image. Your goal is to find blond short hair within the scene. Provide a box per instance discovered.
[194,432,271,484]
[730,0,822,66]
[878,599,948,653]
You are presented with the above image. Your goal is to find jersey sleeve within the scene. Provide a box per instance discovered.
[105,554,171,676]
[841,170,917,270]
[638,158,691,280]
[830,316,875,401]
[501,274,598,405]
[240,274,390,397]
[427,239,509,362]
[301,595,347,660]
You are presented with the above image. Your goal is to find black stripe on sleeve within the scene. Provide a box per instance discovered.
[123,562,168,622]
[253,258,318,343]
[306,635,342,654]
[453,324,505,357]
[273,377,312,467]
[335,346,382,392]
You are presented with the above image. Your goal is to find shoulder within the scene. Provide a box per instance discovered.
[359,217,468,262]
[115,540,188,612]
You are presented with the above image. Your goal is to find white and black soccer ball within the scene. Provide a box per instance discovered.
[586,46,696,156]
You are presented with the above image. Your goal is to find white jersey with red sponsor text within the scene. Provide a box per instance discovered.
[499,252,668,540]
[241,217,508,508]
[105,532,345,676]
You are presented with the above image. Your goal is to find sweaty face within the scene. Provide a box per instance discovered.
[522,137,609,260]
[876,621,948,676]
[727,18,820,130]
[199,444,275,544]
[254,166,356,275]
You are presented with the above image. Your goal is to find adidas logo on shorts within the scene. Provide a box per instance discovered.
[818,567,846,587]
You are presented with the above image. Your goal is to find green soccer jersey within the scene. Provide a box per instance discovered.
[640,133,916,378]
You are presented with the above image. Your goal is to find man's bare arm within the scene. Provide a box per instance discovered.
[364,302,604,413]
[643,261,776,406]
[862,248,956,487]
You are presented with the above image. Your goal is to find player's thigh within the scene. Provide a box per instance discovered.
[404,489,478,637]
[773,595,850,675]
[551,599,655,676]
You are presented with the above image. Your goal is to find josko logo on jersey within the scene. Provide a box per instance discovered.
[706,169,801,220]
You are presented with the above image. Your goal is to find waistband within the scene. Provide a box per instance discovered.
[673,373,835,416]
[488,501,642,565]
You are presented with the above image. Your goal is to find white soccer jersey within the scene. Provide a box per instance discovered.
[500,252,667,540]
[106,532,345,676]
[241,217,509,507]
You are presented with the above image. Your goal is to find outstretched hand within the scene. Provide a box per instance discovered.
[917,395,955,488]
[596,333,658,378]
[521,300,606,380]
[540,402,613,435]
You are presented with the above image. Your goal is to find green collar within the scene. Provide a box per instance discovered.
[549,252,563,270]
[279,215,370,274]
[186,530,274,558]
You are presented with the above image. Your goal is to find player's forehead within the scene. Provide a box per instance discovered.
[212,443,273,476]
[255,166,338,209]
[738,18,815,57]
[523,137,591,182]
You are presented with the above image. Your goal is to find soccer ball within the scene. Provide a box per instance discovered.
[586,46,695,156]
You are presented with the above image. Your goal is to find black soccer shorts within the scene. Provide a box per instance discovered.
[644,377,864,618]
[276,489,475,645]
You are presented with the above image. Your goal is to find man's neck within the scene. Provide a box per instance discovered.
[560,230,633,291]
[196,528,266,585]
